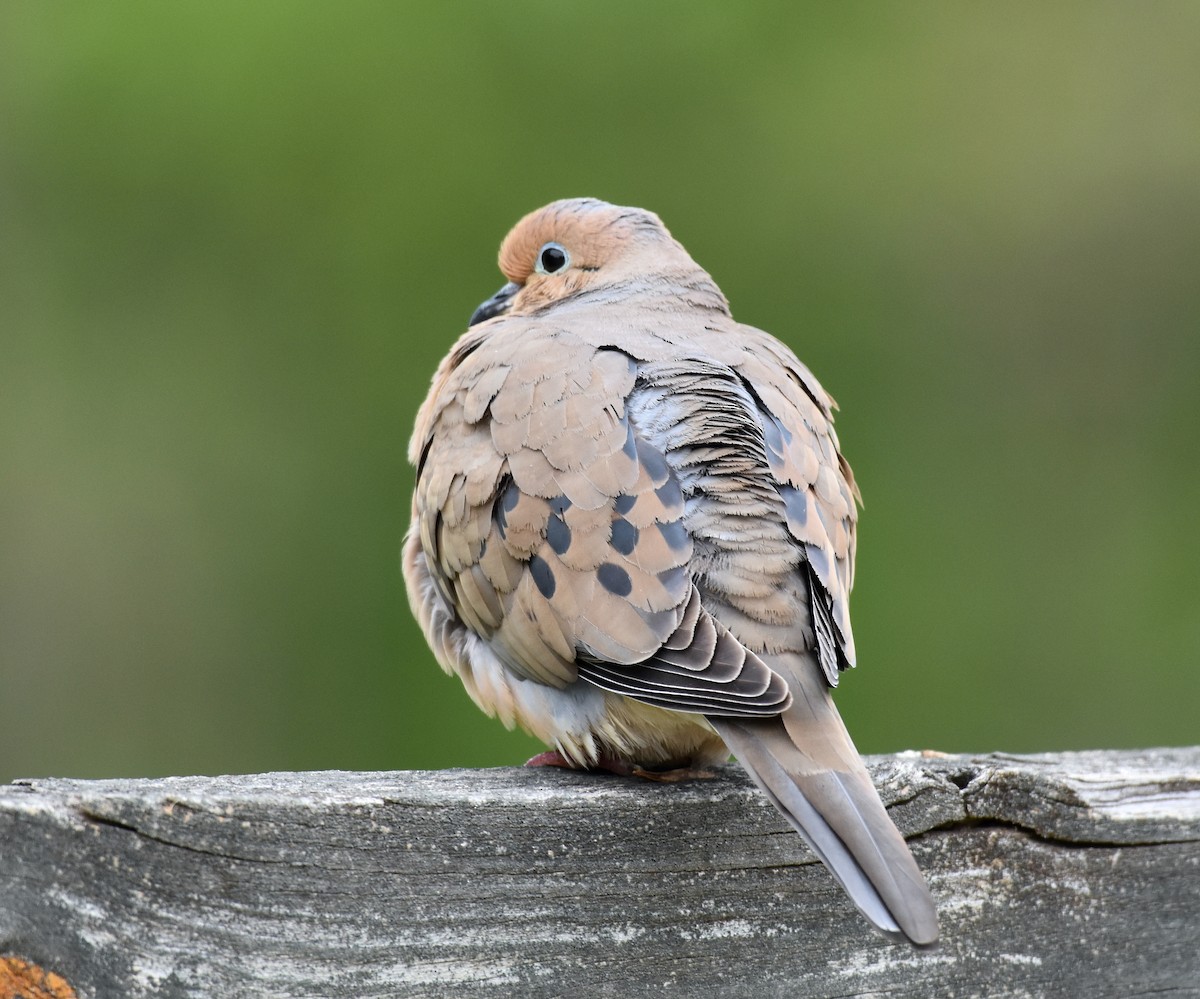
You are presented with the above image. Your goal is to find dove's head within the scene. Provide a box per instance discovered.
[468,198,728,326]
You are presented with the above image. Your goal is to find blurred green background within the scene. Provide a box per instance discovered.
[2,3,1197,782]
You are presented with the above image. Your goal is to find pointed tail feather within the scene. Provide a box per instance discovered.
[708,655,939,946]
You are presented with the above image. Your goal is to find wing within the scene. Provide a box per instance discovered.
[718,326,861,684]
[409,320,790,717]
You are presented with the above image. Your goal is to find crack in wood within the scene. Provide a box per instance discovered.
[75,805,298,865]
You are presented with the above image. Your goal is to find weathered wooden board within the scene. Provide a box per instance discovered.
[1,748,1198,998]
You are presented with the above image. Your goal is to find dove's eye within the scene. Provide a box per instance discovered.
[535,242,570,275]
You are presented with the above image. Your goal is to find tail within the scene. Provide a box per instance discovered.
[708,652,939,947]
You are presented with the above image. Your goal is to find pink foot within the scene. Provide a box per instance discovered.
[524,750,634,776]
[524,750,575,770]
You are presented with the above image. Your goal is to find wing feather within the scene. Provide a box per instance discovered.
[410,328,797,715]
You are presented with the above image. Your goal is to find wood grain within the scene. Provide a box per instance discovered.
[2,748,1198,998]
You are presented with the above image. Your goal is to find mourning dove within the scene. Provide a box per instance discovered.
[403,198,939,946]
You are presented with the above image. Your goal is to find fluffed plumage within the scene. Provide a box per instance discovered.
[403,198,938,946]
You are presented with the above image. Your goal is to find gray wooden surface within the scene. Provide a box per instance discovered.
[2,748,1198,998]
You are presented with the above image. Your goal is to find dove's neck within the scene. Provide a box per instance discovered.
[599,266,731,317]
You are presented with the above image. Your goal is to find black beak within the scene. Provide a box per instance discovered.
[469,281,519,327]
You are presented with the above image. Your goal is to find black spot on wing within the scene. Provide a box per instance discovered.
[597,562,632,597]
[655,476,682,508]
[491,475,517,539]
[610,518,638,555]
[546,514,571,555]
[657,520,689,551]
[614,493,637,515]
[529,554,556,599]
[635,436,669,485]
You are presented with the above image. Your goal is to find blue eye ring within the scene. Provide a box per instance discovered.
[535,242,570,275]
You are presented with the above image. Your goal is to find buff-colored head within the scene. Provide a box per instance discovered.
[469,198,725,326]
